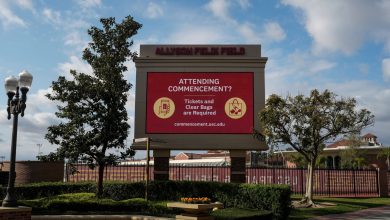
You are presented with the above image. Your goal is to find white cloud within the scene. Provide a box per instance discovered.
[0,87,61,160]
[58,56,93,78]
[266,50,336,84]
[282,0,390,55]
[264,22,286,42]
[238,23,260,42]
[0,0,26,28]
[205,0,231,22]
[204,1,286,44]
[41,6,90,48]
[42,8,61,25]
[237,0,250,9]
[76,0,101,8]
[324,81,390,130]
[146,2,163,19]
[15,0,34,11]
[204,0,259,43]
[333,84,389,142]
[64,31,88,52]
[168,25,231,44]
[382,58,390,82]
[126,92,135,114]
[309,59,336,73]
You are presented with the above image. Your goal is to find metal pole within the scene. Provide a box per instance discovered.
[2,113,19,207]
[145,138,150,201]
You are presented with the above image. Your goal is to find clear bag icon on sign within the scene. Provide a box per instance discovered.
[229,99,242,116]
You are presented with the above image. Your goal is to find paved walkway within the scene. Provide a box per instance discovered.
[31,206,390,220]
[310,205,390,220]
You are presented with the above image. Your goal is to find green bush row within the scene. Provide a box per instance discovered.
[103,181,290,219]
[0,182,96,200]
[2,181,291,219]
[19,193,177,216]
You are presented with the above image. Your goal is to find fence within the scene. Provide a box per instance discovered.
[388,171,390,196]
[66,163,379,197]
[246,167,378,197]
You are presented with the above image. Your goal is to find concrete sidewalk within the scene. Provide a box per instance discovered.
[310,205,390,220]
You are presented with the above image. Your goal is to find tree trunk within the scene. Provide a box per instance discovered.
[307,159,315,205]
[305,164,310,197]
[97,163,105,197]
[299,159,316,207]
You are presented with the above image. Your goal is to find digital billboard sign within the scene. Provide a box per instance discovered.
[146,72,254,134]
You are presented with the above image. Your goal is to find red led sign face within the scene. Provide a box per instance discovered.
[146,72,253,134]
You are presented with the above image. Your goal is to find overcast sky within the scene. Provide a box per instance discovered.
[0,0,389,160]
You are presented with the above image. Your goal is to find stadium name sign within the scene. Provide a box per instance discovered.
[155,46,245,56]
[133,45,267,150]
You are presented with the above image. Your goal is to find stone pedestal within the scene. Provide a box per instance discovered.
[153,149,170,180]
[0,206,31,220]
[167,202,223,220]
[230,150,246,183]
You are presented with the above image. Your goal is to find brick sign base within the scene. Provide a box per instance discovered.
[0,206,31,220]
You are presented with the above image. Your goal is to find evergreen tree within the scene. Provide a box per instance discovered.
[41,16,142,196]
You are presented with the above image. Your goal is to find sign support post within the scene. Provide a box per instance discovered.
[133,137,150,200]
[146,137,150,201]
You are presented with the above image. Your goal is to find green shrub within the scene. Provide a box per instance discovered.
[0,182,95,200]
[235,184,291,220]
[7,181,290,219]
[211,208,273,220]
[102,181,144,200]
[19,193,177,216]
[101,181,290,219]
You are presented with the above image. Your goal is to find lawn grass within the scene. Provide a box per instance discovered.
[289,196,390,219]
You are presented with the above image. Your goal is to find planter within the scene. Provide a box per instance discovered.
[167,202,223,220]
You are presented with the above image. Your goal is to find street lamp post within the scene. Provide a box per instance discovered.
[2,70,33,207]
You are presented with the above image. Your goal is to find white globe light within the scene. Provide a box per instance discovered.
[18,70,33,89]
[4,76,18,93]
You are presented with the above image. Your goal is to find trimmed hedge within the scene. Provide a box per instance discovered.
[19,193,177,216]
[103,181,290,219]
[0,182,95,200]
[2,181,291,219]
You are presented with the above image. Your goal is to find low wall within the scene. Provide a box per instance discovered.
[0,207,31,220]
[1,161,64,185]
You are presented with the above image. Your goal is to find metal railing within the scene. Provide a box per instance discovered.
[66,163,379,197]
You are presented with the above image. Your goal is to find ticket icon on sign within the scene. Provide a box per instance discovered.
[225,97,246,119]
[153,97,175,119]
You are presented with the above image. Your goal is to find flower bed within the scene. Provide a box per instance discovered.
[180,197,211,204]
